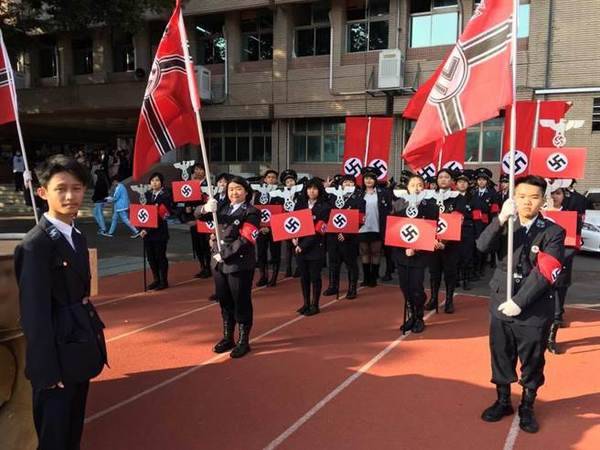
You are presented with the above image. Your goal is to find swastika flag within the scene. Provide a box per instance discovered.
[0,30,17,125]
[542,210,578,248]
[257,204,283,227]
[270,209,315,242]
[342,117,393,182]
[196,218,216,234]
[529,147,587,180]
[436,212,463,241]
[384,216,437,251]
[326,209,360,234]
[172,180,202,202]
[130,204,158,228]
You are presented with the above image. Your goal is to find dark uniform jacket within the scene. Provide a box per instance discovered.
[390,196,439,267]
[197,201,260,274]
[470,187,494,227]
[477,216,565,326]
[294,198,331,261]
[143,188,173,241]
[14,217,107,388]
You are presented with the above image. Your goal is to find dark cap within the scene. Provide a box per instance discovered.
[475,167,493,179]
[361,165,382,180]
[280,169,298,184]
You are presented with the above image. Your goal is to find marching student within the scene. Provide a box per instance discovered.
[358,166,392,287]
[14,155,107,450]
[425,169,467,314]
[455,171,475,291]
[391,174,439,333]
[471,168,494,279]
[323,174,365,300]
[478,175,565,434]
[197,176,260,358]
[293,178,331,316]
[207,173,231,302]
[139,172,173,290]
[280,169,302,278]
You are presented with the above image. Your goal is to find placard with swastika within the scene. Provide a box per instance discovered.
[436,212,463,241]
[384,216,436,251]
[270,209,315,242]
[130,204,158,228]
[326,209,360,234]
[529,147,586,179]
[172,180,202,202]
[257,204,283,227]
[196,219,216,234]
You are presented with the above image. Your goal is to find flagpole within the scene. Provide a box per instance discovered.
[177,5,222,252]
[363,116,372,166]
[506,0,519,302]
[1,29,39,223]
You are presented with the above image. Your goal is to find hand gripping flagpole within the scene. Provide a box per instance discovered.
[177,3,222,252]
[1,29,39,223]
[506,0,520,302]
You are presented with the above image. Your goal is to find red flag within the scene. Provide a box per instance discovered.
[501,101,572,175]
[130,204,158,228]
[172,180,202,202]
[0,31,16,125]
[271,209,316,242]
[133,0,200,180]
[403,0,513,155]
[384,217,437,251]
[257,204,283,227]
[529,147,587,180]
[365,117,393,181]
[406,131,466,175]
[403,59,447,120]
[326,209,360,234]
[542,210,578,247]
[342,117,393,181]
[436,212,463,241]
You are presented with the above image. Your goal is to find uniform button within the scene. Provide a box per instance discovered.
[89,311,95,318]
[63,261,68,267]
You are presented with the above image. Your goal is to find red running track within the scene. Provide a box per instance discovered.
[83,262,600,450]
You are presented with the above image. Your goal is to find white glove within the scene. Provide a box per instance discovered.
[498,299,522,317]
[23,170,32,189]
[498,199,516,225]
[203,198,218,213]
[212,253,222,263]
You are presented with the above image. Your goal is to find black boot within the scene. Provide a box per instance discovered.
[481,384,514,422]
[382,256,393,281]
[462,268,472,290]
[369,264,379,287]
[425,280,440,311]
[285,259,293,278]
[323,264,339,296]
[147,268,160,290]
[297,279,311,314]
[518,388,539,433]
[230,323,252,358]
[267,262,280,287]
[547,321,560,354]
[213,318,236,353]
[155,268,169,290]
[400,301,416,333]
[444,284,455,314]
[360,263,370,287]
[412,302,426,333]
[256,264,268,287]
[305,281,321,316]
[346,270,358,300]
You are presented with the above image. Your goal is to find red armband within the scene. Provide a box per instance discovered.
[158,204,170,219]
[481,213,489,224]
[472,209,482,221]
[315,220,327,235]
[490,203,500,214]
[240,222,258,245]
[537,251,562,284]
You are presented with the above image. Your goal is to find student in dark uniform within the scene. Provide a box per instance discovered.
[323,174,365,300]
[471,168,494,279]
[358,166,392,287]
[391,174,439,333]
[293,178,331,316]
[455,171,475,291]
[425,169,467,314]
[280,169,302,278]
[563,179,590,213]
[139,172,173,290]
[489,174,510,269]
[196,176,260,358]
[254,169,283,287]
[14,155,107,450]
[477,175,565,434]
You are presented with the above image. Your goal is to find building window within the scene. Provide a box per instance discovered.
[39,37,58,78]
[474,1,530,38]
[241,9,273,61]
[410,0,459,48]
[593,99,600,132]
[72,37,93,75]
[294,1,331,57]
[466,118,503,163]
[292,118,345,163]
[346,0,389,53]
[205,120,272,162]
[112,32,135,72]
[196,15,226,65]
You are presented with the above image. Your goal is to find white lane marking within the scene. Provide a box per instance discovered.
[503,415,521,450]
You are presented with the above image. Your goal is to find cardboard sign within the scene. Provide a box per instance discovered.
[326,209,360,234]
[529,147,587,179]
[543,210,578,247]
[257,204,283,227]
[271,209,315,242]
[436,212,463,241]
[384,217,437,251]
[172,180,202,202]
[130,204,158,228]
[196,219,216,234]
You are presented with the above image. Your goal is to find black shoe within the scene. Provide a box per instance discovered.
[346,286,357,300]
[412,318,425,333]
[369,265,379,287]
[213,319,235,353]
[400,316,416,333]
[323,286,338,296]
[425,282,439,311]
[518,389,539,433]
[155,281,168,290]
[293,268,301,278]
[230,323,252,359]
[199,268,211,278]
[482,384,514,422]
[304,305,320,316]
[209,294,219,302]
[360,263,370,287]
[285,267,293,278]
[256,276,268,287]
[444,290,455,314]
[267,263,280,287]
[297,305,310,314]
[147,280,160,290]
[547,321,560,354]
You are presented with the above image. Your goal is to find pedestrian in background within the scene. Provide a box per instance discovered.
[103,176,140,238]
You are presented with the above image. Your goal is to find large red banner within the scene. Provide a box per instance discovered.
[342,117,393,182]
[543,210,578,247]
[384,217,437,251]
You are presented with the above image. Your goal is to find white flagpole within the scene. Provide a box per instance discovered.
[177,6,221,251]
[363,116,372,166]
[1,29,39,223]
[506,0,519,302]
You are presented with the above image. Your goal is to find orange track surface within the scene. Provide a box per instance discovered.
[83,263,600,450]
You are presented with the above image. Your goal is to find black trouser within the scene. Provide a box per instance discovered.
[553,287,568,322]
[489,315,551,390]
[298,258,323,304]
[474,222,488,272]
[327,236,359,283]
[397,264,426,312]
[190,227,210,271]
[32,381,89,450]
[257,233,282,264]
[215,269,254,324]
[429,243,460,288]
[14,171,24,191]
[458,226,475,273]
[145,239,169,281]
[284,240,295,273]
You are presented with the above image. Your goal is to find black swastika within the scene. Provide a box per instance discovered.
[284,217,301,234]
[137,209,149,223]
[401,224,419,243]
[437,219,448,234]
[344,158,362,177]
[333,214,347,229]
[180,184,193,198]
[260,209,271,222]
[418,164,436,179]
[503,151,528,175]
[548,153,567,172]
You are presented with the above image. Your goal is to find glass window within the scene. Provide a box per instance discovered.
[593,98,600,132]
[196,14,226,65]
[241,9,273,61]
[112,32,135,73]
[294,1,331,57]
[39,37,58,78]
[346,0,389,53]
[518,3,530,38]
[205,120,272,162]
[466,118,504,163]
[292,118,346,162]
[72,38,93,75]
[410,0,459,48]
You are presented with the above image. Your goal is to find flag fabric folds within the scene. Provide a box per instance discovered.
[0,32,16,125]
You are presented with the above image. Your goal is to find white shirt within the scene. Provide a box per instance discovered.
[521,214,539,234]
[44,213,81,250]
[229,202,243,214]
[360,191,380,233]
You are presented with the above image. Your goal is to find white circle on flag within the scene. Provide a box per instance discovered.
[502,150,528,175]
[261,209,272,223]
[547,152,569,173]
[137,208,149,224]
[443,160,463,172]
[428,46,468,103]
[344,157,363,177]
[180,184,193,198]
[206,220,215,230]
[437,218,448,235]
[332,213,348,230]
[400,223,420,244]
[368,159,388,180]
[284,216,301,234]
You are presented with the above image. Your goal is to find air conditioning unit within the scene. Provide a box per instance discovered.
[195,65,212,101]
[377,49,404,89]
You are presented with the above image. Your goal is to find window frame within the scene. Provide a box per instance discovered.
[292,118,346,163]
[473,0,530,38]
[345,0,390,53]
[240,10,274,62]
[409,0,460,49]
[293,1,331,58]
[465,118,504,163]
[72,37,94,75]
[592,98,600,132]
[38,38,58,78]
[112,32,135,73]
[195,15,226,65]
[205,120,273,163]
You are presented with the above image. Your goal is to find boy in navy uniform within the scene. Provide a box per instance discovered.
[471,168,494,279]
[14,155,107,450]
[477,175,565,434]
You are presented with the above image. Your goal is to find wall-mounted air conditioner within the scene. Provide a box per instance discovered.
[377,49,404,89]
[195,65,211,101]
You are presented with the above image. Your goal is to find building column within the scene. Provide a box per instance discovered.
[134,23,151,72]
[93,28,111,77]
[57,33,73,86]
